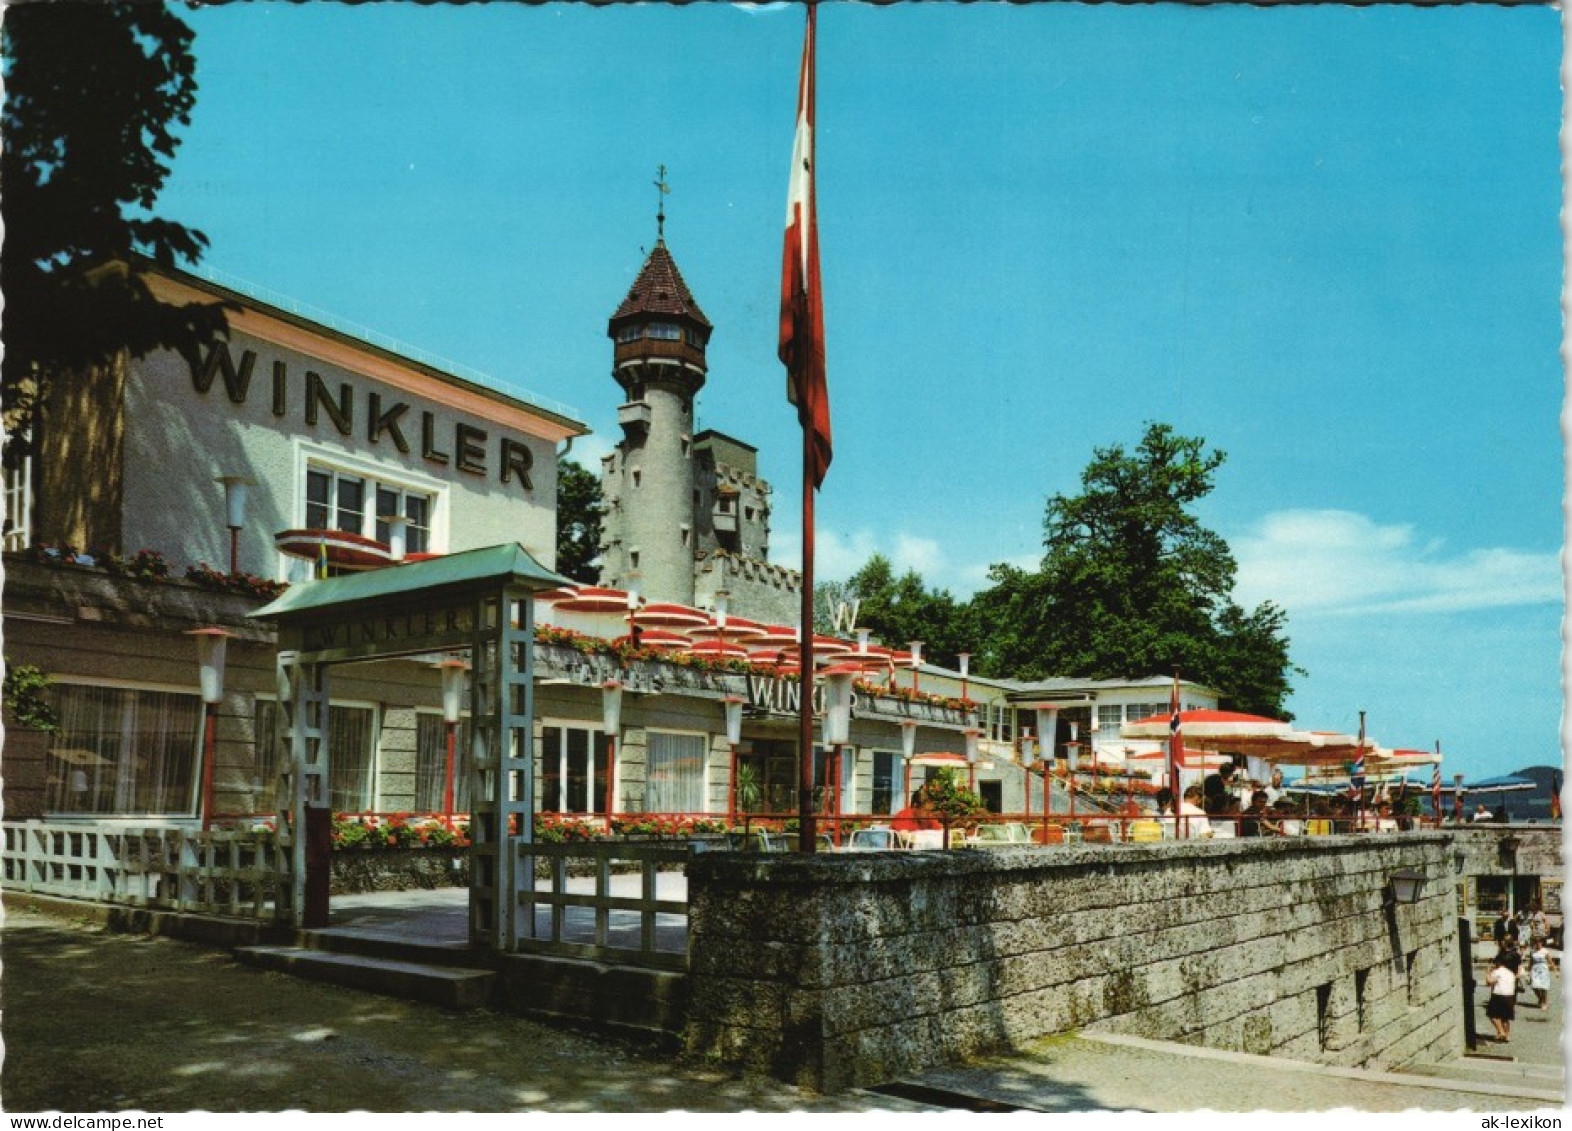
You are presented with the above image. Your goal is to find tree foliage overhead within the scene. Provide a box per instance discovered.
[816,553,971,669]
[555,458,604,584]
[971,423,1300,717]
[2,2,229,431]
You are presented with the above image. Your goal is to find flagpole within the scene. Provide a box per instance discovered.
[798,416,817,853]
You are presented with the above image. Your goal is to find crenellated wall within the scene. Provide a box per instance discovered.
[683,834,1463,1092]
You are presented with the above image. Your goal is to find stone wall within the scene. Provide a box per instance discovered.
[684,833,1462,1092]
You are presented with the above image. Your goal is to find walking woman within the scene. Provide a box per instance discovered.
[1486,952,1518,1042]
[1528,936,1558,1011]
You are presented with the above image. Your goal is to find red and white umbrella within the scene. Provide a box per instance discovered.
[630,602,710,630]
[684,639,750,662]
[612,628,689,651]
[686,617,771,646]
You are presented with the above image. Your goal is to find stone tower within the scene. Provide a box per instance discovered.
[599,239,711,604]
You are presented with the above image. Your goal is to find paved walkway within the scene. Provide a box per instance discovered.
[6,893,1564,1114]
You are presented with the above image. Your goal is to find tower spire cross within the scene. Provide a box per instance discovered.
[654,164,670,241]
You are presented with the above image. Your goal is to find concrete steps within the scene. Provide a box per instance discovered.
[235,939,498,1010]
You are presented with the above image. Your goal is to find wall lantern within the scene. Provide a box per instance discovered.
[958,652,971,702]
[964,727,982,764]
[215,475,254,575]
[724,693,745,821]
[899,718,919,800]
[1386,869,1427,906]
[601,679,624,736]
[187,627,234,832]
[188,627,232,706]
[1020,727,1036,768]
[1035,707,1057,764]
[436,659,468,815]
[723,694,745,747]
[601,679,624,827]
[822,664,856,747]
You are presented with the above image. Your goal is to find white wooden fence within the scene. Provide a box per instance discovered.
[1,821,285,921]
[516,840,692,970]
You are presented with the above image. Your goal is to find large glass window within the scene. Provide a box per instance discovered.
[305,462,434,553]
[540,723,608,815]
[645,731,707,815]
[375,486,431,555]
[416,713,471,812]
[45,684,201,815]
[871,750,897,816]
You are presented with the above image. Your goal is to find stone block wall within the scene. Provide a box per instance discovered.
[684,834,1462,1091]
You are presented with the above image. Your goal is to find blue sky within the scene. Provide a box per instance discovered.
[153,3,1564,783]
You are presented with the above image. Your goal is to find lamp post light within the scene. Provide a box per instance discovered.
[908,641,924,695]
[822,664,857,842]
[964,726,982,792]
[601,679,624,831]
[188,627,234,832]
[900,718,918,805]
[1067,721,1079,822]
[958,652,971,704]
[724,694,745,822]
[215,475,254,575]
[1021,728,1035,820]
[1386,868,1427,907]
[437,659,468,817]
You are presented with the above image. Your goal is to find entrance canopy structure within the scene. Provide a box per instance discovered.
[252,543,568,946]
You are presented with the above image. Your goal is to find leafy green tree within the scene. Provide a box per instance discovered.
[818,553,976,668]
[555,458,603,583]
[971,423,1300,717]
[2,2,229,438]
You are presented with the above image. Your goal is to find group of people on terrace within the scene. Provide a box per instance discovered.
[1143,760,1413,839]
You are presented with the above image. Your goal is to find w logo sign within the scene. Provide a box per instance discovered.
[829,598,860,635]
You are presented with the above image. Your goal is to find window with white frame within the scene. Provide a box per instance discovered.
[541,722,608,815]
[3,431,33,551]
[254,699,378,813]
[1097,705,1123,735]
[45,683,201,815]
[1128,702,1167,725]
[645,730,707,814]
[304,460,437,555]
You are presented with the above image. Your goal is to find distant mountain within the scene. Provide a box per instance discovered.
[1501,764,1563,822]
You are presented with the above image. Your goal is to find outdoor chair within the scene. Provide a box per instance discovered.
[1082,824,1115,845]
[1129,820,1163,843]
[846,827,898,851]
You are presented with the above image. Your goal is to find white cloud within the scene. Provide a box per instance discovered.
[1232,509,1561,616]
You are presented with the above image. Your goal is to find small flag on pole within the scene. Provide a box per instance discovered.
[1167,674,1183,790]
[779,3,832,489]
[1431,758,1442,821]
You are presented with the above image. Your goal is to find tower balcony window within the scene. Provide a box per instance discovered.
[647,323,682,341]
[616,325,642,344]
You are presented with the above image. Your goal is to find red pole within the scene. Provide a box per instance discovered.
[442,720,457,816]
[200,703,217,832]
[604,733,616,833]
[229,527,240,576]
[798,420,817,853]
[728,743,738,824]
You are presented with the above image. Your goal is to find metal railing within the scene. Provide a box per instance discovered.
[515,839,691,971]
[1,820,285,921]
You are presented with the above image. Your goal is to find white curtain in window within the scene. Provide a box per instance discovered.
[645,731,706,815]
[45,685,201,815]
[416,714,470,812]
[327,705,376,812]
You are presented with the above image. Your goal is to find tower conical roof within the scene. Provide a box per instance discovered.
[611,241,711,328]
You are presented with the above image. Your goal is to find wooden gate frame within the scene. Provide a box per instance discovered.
[251,544,566,949]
